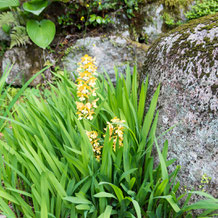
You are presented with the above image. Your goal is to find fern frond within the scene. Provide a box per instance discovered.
[10,26,30,49]
[0,11,18,28]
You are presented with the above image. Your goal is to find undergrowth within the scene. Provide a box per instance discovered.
[0,56,217,217]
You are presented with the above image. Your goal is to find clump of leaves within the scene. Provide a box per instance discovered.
[58,0,142,30]
[0,56,217,217]
[162,12,183,27]
[0,65,49,131]
[10,26,30,48]
[185,0,218,20]
[0,10,30,48]
[162,0,193,9]
[0,0,59,49]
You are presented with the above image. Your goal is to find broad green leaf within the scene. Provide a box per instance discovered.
[75,204,91,210]
[125,64,131,95]
[96,16,102,24]
[156,195,180,213]
[0,191,19,204]
[131,65,138,110]
[41,172,48,218]
[63,196,92,205]
[132,199,141,218]
[154,179,169,197]
[188,191,218,202]
[182,199,218,212]
[89,14,96,22]
[137,77,148,127]
[156,204,163,217]
[0,0,19,9]
[23,0,48,15]
[100,128,113,181]
[94,192,117,199]
[98,205,112,218]
[0,198,16,218]
[26,19,56,49]
[119,168,138,183]
[138,84,160,153]
[2,23,11,33]
[99,182,124,203]
[154,137,168,181]
[6,188,32,198]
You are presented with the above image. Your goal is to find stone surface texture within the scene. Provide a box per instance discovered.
[0,28,9,41]
[2,46,54,86]
[141,2,164,41]
[109,1,193,43]
[143,14,218,197]
[62,36,146,82]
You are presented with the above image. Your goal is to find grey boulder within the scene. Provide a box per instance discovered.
[62,36,146,82]
[143,14,218,197]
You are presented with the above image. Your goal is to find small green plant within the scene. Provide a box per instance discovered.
[0,64,49,132]
[163,12,183,27]
[58,1,114,30]
[10,25,30,48]
[0,10,30,48]
[185,0,218,20]
[88,14,112,26]
[199,174,212,192]
[58,0,142,31]
[162,0,193,9]
[0,55,217,217]
[0,0,67,49]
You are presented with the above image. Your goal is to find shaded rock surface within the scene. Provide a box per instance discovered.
[141,2,164,41]
[110,1,194,43]
[108,2,165,42]
[0,29,9,41]
[62,36,146,82]
[143,14,218,197]
[2,46,54,86]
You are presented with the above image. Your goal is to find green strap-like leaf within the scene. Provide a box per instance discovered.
[99,182,124,203]
[155,195,180,213]
[94,192,117,199]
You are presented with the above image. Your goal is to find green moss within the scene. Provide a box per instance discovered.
[162,0,193,9]
[169,14,217,61]
[211,84,218,95]
[168,13,218,35]
[200,22,217,30]
[142,14,217,78]
[185,0,218,20]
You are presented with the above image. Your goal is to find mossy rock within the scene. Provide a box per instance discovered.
[142,14,218,199]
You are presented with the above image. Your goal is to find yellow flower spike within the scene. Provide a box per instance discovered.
[76,54,98,120]
[86,131,102,160]
[104,117,125,150]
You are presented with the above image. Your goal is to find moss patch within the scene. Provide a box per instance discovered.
[168,13,218,35]
[162,0,193,9]
[142,13,218,80]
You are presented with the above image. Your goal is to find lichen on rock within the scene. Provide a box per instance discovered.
[142,13,218,197]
